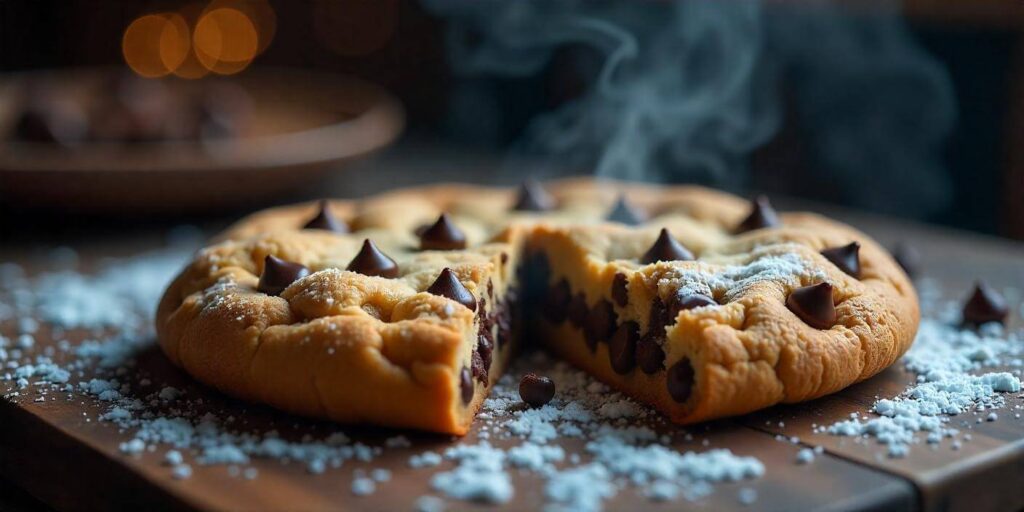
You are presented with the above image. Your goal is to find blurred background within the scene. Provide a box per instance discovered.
[0,0,1022,240]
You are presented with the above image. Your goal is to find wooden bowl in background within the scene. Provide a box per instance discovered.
[0,67,405,214]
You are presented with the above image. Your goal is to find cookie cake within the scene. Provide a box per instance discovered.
[155,178,919,435]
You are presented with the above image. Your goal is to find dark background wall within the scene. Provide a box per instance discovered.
[0,1,1021,238]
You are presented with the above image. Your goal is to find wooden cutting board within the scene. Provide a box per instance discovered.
[2,211,1023,512]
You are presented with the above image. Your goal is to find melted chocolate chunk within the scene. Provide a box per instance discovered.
[512,179,555,212]
[427,268,477,311]
[962,282,1008,326]
[583,299,617,351]
[532,252,551,292]
[786,282,836,329]
[735,195,780,234]
[668,293,717,321]
[821,242,861,278]
[471,349,486,381]
[479,296,494,342]
[519,373,556,408]
[346,239,399,278]
[608,321,639,374]
[496,297,513,348]
[257,255,310,296]
[303,200,348,233]
[544,279,571,324]
[892,242,920,278]
[460,366,473,404]
[567,293,589,328]
[611,273,629,307]
[606,195,644,225]
[419,213,467,251]
[666,358,695,403]
[636,335,666,375]
[637,298,669,374]
[641,228,694,264]
[477,333,493,377]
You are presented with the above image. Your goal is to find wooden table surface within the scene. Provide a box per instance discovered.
[2,164,1024,512]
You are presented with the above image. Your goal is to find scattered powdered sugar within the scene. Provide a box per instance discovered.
[421,355,767,510]
[823,279,1024,457]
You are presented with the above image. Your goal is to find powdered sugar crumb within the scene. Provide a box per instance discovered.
[824,282,1023,457]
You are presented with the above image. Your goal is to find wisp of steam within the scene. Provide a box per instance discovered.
[423,0,955,216]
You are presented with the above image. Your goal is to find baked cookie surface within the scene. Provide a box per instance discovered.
[156,178,919,434]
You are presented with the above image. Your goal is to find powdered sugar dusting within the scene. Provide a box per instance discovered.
[660,248,823,302]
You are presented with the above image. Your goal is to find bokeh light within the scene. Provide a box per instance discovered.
[204,0,276,55]
[194,7,258,75]
[123,14,176,77]
[158,14,191,73]
[121,1,273,79]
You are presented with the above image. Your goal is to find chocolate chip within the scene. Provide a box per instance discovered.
[471,349,486,381]
[636,335,665,374]
[427,268,477,311]
[477,333,493,376]
[649,296,670,332]
[12,100,87,146]
[519,373,555,408]
[532,252,551,291]
[891,242,920,278]
[611,273,629,307]
[346,239,399,278]
[962,281,1008,326]
[584,299,617,351]
[419,213,467,251]
[786,282,836,329]
[668,293,717,321]
[608,321,639,374]
[821,242,861,278]
[512,179,555,211]
[567,293,588,328]
[666,358,695,403]
[495,298,512,348]
[640,228,694,264]
[303,200,348,233]
[460,366,473,404]
[735,195,780,234]
[638,298,669,374]
[544,279,571,324]
[257,255,310,296]
[607,195,644,225]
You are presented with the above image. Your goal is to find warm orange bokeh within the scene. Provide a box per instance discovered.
[122,1,272,79]
[158,14,191,73]
[123,14,175,77]
[194,7,258,75]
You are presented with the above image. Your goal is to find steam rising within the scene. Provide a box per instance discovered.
[425,0,955,215]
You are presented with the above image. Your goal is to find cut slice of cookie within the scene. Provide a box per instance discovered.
[156,178,918,434]
[157,218,522,434]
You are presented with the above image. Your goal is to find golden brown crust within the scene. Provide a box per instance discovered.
[155,177,918,433]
